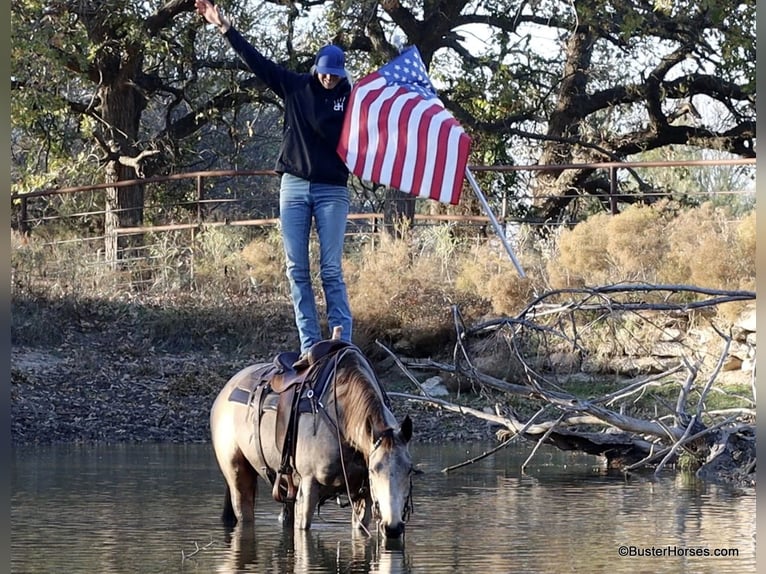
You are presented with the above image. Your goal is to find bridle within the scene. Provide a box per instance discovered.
[321,348,414,535]
[368,429,415,528]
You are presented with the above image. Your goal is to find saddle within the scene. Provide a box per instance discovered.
[227,329,355,504]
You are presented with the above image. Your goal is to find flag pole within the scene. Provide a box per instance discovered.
[464,167,526,278]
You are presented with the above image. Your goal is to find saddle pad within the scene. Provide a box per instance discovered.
[228,387,253,405]
[226,363,276,405]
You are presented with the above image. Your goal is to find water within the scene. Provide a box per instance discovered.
[11,443,755,573]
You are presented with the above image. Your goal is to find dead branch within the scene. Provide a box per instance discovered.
[440,406,548,473]
[376,340,430,396]
[654,414,699,477]
[598,364,685,406]
[181,539,216,561]
[521,412,567,473]
[623,414,740,474]
[392,284,755,485]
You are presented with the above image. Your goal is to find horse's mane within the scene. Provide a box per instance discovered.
[329,350,394,453]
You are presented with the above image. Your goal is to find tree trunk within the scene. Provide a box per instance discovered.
[382,188,415,238]
[104,164,143,268]
[533,25,595,224]
[99,83,145,269]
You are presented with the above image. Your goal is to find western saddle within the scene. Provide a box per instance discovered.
[227,327,354,503]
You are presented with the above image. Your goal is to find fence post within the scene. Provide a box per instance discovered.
[197,175,204,225]
[190,174,204,283]
[609,165,618,215]
[18,196,29,236]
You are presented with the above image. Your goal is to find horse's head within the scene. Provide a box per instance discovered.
[367,415,414,538]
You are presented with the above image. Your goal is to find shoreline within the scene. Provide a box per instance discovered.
[10,345,494,447]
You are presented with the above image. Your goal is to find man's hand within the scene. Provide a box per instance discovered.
[195,0,230,33]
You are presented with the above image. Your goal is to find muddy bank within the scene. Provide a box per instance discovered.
[10,343,494,446]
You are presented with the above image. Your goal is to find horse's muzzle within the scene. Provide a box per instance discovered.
[382,521,405,538]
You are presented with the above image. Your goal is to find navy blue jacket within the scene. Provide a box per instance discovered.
[225,27,351,186]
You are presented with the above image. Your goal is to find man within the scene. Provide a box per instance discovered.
[195,0,354,354]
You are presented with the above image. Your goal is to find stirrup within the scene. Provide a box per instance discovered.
[273,473,298,503]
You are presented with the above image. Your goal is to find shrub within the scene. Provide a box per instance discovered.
[240,226,288,294]
[659,202,754,291]
[347,230,484,354]
[547,211,612,287]
[547,202,754,297]
[455,243,535,316]
[603,203,668,281]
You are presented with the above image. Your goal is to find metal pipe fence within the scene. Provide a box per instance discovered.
[10,159,755,294]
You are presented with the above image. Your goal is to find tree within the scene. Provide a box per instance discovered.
[11,0,284,260]
[11,0,755,246]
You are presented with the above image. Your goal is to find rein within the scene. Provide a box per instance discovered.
[325,348,414,535]
[327,347,374,537]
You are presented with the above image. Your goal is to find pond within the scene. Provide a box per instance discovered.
[11,442,754,573]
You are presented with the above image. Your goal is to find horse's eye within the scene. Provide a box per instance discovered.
[371,462,383,474]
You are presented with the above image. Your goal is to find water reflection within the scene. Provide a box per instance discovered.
[10,443,754,574]
[209,520,410,574]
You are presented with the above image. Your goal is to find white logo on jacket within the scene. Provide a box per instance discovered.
[334,97,346,112]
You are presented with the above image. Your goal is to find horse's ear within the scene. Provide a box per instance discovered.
[399,415,413,443]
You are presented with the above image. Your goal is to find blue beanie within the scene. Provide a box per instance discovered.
[314,45,346,76]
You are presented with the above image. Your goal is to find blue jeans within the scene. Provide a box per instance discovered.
[279,173,353,353]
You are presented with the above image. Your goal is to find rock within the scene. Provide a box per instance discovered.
[651,341,688,357]
[421,376,450,397]
[659,328,683,341]
[741,358,755,373]
[729,340,754,361]
[735,307,756,332]
[722,355,743,371]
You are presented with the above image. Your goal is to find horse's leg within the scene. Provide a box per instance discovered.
[222,483,237,527]
[295,477,319,530]
[219,449,258,524]
[351,492,372,532]
[278,501,295,527]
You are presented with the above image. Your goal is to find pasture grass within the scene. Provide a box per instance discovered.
[11,201,754,362]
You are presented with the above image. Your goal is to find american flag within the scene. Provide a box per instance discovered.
[337,47,471,205]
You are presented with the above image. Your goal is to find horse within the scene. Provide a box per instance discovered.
[209,338,414,538]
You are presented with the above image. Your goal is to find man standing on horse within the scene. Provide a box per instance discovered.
[195,0,354,355]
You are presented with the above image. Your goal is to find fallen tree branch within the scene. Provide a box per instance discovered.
[375,339,430,397]
[440,406,548,474]
[654,414,699,477]
[390,284,755,485]
[522,412,567,473]
[598,364,685,406]
[622,414,741,474]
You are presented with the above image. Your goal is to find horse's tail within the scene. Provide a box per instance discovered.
[222,483,238,527]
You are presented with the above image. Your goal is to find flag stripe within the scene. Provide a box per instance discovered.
[403,99,435,196]
[390,96,420,189]
[337,47,471,205]
[369,87,404,183]
[338,74,386,174]
[378,91,419,184]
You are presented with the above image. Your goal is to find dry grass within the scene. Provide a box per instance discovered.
[454,242,537,316]
[345,232,486,355]
[11,203,755,357]
[546,201,755,297]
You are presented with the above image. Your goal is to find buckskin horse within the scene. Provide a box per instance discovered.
[209,335,414,538]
